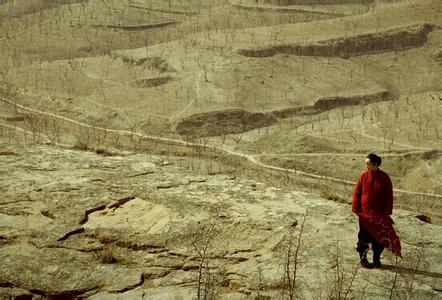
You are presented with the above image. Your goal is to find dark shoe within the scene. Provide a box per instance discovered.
[372,259,381,268]
[373,253,382,268]
[360,257,372,269]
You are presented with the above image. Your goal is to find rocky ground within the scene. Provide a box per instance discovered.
[1,140,441,299]
[0,0,441,299]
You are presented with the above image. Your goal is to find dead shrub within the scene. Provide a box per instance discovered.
[96,244,118,264]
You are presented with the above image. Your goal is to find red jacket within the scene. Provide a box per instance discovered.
[352,169,393,216]
[352,169,401,257]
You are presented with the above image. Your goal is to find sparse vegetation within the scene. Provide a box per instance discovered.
[190,204,226,300]
[326,235,359,299]
[281,212,307,299]
[0,0,440,298]
[96,244,118,264]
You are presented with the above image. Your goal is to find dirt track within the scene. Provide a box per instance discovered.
[2,97,441,200]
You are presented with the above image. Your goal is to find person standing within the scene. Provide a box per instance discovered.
[352,153,402,269]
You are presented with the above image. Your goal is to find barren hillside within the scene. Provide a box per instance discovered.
[0,0,441,298]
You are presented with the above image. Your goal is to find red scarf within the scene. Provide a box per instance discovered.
[358,213,402,258]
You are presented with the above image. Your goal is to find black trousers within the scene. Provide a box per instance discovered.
[356,219,384,260]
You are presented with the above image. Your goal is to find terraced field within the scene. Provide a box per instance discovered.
[0,0,441,298]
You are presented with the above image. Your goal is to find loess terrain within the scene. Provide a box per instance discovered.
[0,0,441,298]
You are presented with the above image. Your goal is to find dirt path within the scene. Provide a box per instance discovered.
[360,126,433,151]
[256,150,428,157]
[1,97,441,199]
[172,71,202,119]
